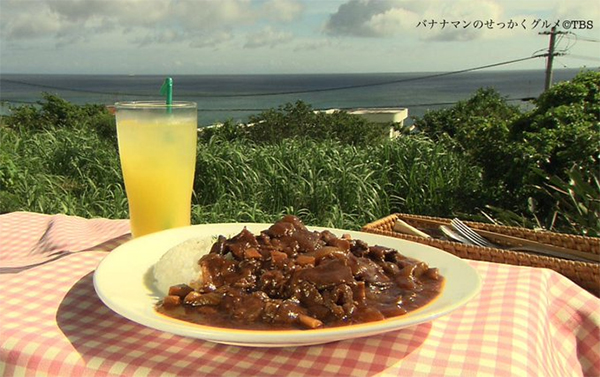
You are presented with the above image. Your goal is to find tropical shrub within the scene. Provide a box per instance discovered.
[413,70,600,234]
[412,88,522,205]
[510,70,599,183]
[200,101,392,146]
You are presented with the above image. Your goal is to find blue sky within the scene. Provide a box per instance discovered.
[1,0,599,74]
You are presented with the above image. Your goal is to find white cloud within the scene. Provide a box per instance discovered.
[189,31,235,49]
[365,7,420,36]
[293,38,340,52]
[324,0,401,37]
[172,0,255,31]
[46,0,110,22]
[261,0,305,22]
[1,0,170,45]
[324,0,503,41]
[244,26,293,48]
[0,0,304,48]
[135,29,185,47]
[2,9,61,40]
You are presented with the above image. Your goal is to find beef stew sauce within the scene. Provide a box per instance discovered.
[156,216,444,330]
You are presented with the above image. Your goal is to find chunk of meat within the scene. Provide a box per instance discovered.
[353,257,392,286]
[296,258,354,289]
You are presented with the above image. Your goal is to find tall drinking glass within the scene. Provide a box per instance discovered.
[115,101,197,238]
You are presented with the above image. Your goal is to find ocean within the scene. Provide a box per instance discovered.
[0,69,585,126]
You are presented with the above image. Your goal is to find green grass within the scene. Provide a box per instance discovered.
[0,123,129,218]
[0,120,483,230]
[191,136,485,229]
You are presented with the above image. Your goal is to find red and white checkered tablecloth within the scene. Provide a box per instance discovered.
[1,212,599,377]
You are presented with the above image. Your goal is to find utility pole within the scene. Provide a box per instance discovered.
[539,27,566,91]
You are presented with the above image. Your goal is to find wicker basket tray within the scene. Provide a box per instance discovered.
[361,213,600,296]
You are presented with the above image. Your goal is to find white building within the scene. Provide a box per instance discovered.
[320,107,409,138]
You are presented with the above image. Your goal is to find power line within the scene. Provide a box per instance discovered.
[0,55,545,99]
[1,96,536,113]
[0,79,135,96]
[194,96,535,111]
[183,55,545,98]
[568,33,600,43]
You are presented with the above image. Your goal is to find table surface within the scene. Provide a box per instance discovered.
[1,211,599,377]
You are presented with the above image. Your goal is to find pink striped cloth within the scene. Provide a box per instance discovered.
[1,212,599,377]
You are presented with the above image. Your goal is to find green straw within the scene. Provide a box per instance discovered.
[159,77,173,113]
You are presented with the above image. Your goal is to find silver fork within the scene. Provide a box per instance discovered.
[450,218,598,263]
[440,225,475,245]
[451,218,496,247]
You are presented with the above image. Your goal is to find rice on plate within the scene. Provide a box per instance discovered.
[152,237,213,296]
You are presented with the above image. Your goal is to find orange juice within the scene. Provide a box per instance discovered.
[115,102,197,237]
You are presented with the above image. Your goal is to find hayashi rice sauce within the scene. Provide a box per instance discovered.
[156,215,444,330]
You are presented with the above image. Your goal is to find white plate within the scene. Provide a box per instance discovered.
[93,223,481,347]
